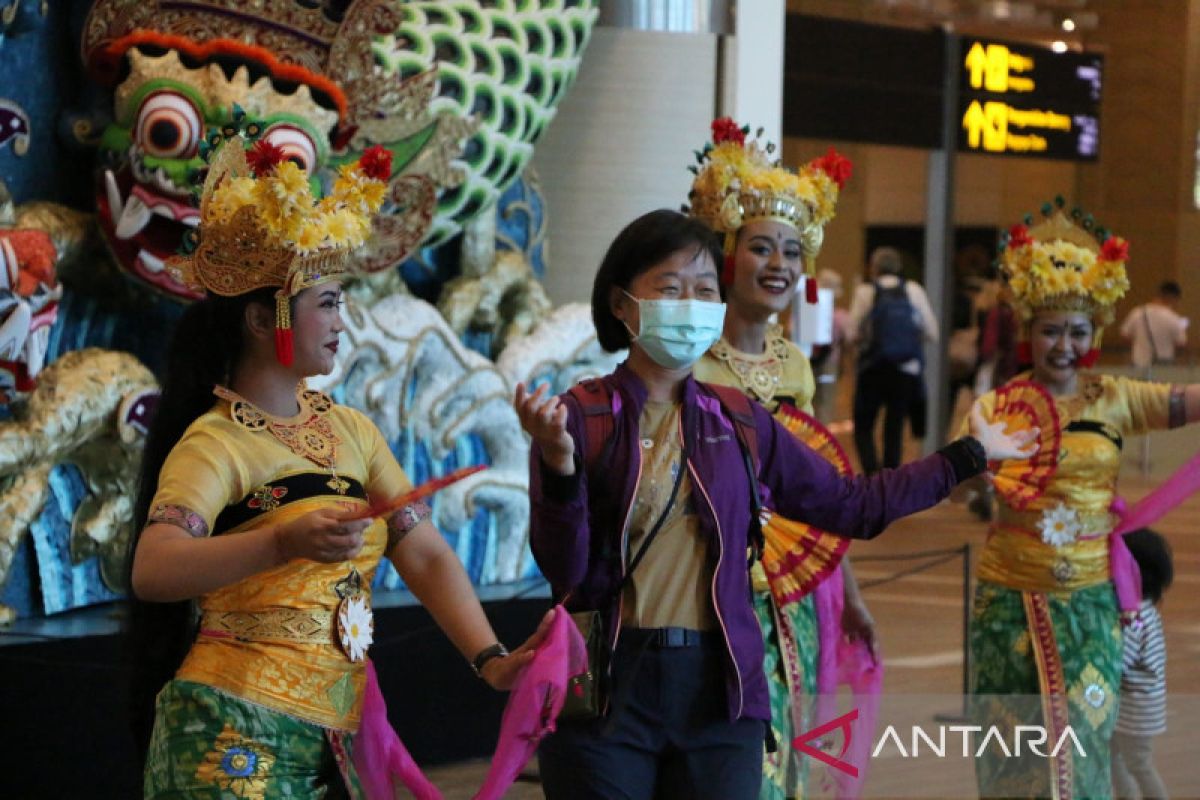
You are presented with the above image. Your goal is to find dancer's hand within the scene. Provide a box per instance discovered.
[969,401,1040,462]
[514,382,575,475]
[842,599,879,664]
[275,505,370,564]
[479,609,557,691]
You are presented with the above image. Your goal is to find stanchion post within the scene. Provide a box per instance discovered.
[934,543,972,723]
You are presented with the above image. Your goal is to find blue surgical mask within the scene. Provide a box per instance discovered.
[622,291,726,370]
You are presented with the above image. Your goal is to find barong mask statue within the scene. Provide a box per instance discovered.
[81,0,478,300]
[81,0,596,302]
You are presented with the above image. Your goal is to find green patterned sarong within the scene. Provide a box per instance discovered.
[971,581,1122,800]
[144,679,363,799]
[757,590,819,800]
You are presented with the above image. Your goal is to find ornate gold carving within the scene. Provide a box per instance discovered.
[116,49,337,135]
[201,608,334,645]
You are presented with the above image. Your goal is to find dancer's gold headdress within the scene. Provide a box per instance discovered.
[684,118,851,301]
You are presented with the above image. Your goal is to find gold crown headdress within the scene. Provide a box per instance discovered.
[1000,197,1130,328]
[684,118,852,303]
[168,131,390,365]
[1000,198,1130,362]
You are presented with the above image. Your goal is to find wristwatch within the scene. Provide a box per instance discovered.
[471,642,509,677]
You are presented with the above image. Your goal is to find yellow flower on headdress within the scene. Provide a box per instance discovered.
[1000,204,1129,325]
[686,118,851,257]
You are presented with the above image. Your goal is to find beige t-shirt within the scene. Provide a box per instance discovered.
[620,401,716,631]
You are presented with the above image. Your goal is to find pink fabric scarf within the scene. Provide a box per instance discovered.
[811,565,884,799]
[1108,447,1200,617]
[354,660,443,800]
[473,605,586,800]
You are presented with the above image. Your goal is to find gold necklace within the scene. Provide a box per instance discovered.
[708,327,791,405]
[215,384,349,494]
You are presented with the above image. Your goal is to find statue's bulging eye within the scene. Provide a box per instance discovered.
[262,125,318,174]
[135,92,202,159]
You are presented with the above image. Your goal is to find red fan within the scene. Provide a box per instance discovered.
[350,465,488,521]
[761,405,853,607]
[988,380,1061,510]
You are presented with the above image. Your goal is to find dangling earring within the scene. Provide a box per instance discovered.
[1016,341,1032,365]
[274,291,294,367]
[1078,348,1100,368]
[721,253,736,287]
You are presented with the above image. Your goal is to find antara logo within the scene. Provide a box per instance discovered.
[793,709,1086,776]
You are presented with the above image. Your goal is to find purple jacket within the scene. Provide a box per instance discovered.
[529,363,981,722]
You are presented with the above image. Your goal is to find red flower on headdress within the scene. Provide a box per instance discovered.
[358,145,393,181]
[710,117,745,146]
[812,146,852,190]
[1100,236,1129,263]
[246,139,287,176]
[1007,224,1033,250]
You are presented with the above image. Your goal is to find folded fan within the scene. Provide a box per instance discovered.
[350,465,488,521]
[763,405,853,607]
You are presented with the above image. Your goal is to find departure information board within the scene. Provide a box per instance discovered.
[784,16,1104,161]
[958,38,1103,160]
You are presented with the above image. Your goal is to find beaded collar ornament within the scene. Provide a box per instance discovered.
[684,117,851,303]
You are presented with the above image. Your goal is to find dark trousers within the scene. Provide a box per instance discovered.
[853,364,920,473]
[538,629,765,800]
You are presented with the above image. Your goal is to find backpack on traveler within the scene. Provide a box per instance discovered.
[861,279,923,369]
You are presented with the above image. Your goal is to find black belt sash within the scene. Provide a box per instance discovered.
[213,473,366,535]
[1064,420,1123,451]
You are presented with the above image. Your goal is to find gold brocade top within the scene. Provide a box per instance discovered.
[149,388,412,731]
[970,373,1174,592]
[695,327,816,414]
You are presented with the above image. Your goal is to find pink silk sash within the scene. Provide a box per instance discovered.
[1108,447,1200,617]
[473,605,586,800]
[354,659,443,800]
[812,565,884,799]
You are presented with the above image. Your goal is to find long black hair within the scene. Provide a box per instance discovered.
[125,287,274,756]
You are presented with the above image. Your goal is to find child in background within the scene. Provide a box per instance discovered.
[1112,528,1174,799]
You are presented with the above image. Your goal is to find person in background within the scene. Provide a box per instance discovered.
[1112,528,1173,800]
[813,268,850,424]
[1120,280,1188,371]
[846,247,939,472]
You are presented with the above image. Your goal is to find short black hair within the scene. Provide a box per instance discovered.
[590,209,722,353]
[1159,281,1182,299]
[1123,528,1174,603]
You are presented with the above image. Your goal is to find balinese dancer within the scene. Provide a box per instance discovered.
[687,117,876,798]
[970,199,1200,799]
[128,134,542,797]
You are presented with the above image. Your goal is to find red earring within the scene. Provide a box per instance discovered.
[721,253,736,286]
[1078,348,1100,368]
[805,276,818,304]
[1016,341,1032,365]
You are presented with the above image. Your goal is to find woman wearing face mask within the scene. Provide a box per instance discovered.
[968,202,1200,799]
[128,138,544,796]
[515,208,1038,800]
[689,119,875,799]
